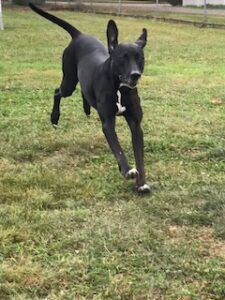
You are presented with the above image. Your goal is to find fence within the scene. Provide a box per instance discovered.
[44,0,225,27]
[2,0,225,28]
[46,0,170,16]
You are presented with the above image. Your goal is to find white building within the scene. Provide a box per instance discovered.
[183,0,225,6]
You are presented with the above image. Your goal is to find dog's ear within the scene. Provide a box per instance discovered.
[107,20,118,54]
[135,28,147,49]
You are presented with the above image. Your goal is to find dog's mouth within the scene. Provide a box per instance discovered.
[119,76,140,89]
[119,82,137,89]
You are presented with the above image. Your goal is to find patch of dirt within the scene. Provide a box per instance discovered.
[40,149,80,169]
[167,225,225,259]
[209,98,224,105]
[0,158,16,172]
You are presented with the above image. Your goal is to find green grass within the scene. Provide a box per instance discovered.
[1,7,225,299]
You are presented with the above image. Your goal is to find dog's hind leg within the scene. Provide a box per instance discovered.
[51,88,62,128]
[82,92,91,116]
[50,75,78,128]
[51,49,78,128]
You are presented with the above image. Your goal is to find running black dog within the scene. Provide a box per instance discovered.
[29,3,150,193]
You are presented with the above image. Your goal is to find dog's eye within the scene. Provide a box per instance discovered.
[135,52,141,61]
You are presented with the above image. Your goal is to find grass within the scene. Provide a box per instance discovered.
[1,7,225,299]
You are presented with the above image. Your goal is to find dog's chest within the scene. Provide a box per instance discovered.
[116,90,126,116]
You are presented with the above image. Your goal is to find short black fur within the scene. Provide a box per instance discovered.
[29,3,150,193]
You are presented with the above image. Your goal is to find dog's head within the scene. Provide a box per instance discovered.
[107,20,147,89]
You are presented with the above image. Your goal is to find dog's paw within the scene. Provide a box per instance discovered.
[50,112,60,129]
[125,168,139,179]
[137,183,151,194]
[52,123,58,129]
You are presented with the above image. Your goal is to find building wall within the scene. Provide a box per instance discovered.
[183,0,225,6]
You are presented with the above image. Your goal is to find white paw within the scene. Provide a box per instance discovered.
[125,168,139,179]
[137,184,151,193]
[52,124,58,129]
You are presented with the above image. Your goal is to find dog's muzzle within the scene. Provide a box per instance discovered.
[119,72,141,89]
[120,82,137,89]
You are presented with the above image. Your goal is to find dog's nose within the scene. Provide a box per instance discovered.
[130,72,141,82]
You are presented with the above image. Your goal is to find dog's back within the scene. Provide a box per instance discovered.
[29,3,109,107]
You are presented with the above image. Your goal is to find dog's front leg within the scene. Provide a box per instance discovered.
[101,116,132,178]
[126,116,151,193]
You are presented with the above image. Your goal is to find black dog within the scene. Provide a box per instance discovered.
[29,3,150,193]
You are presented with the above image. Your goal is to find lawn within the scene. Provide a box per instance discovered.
[1,7,225,299]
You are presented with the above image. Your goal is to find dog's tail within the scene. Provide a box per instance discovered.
[29,3,81,39]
